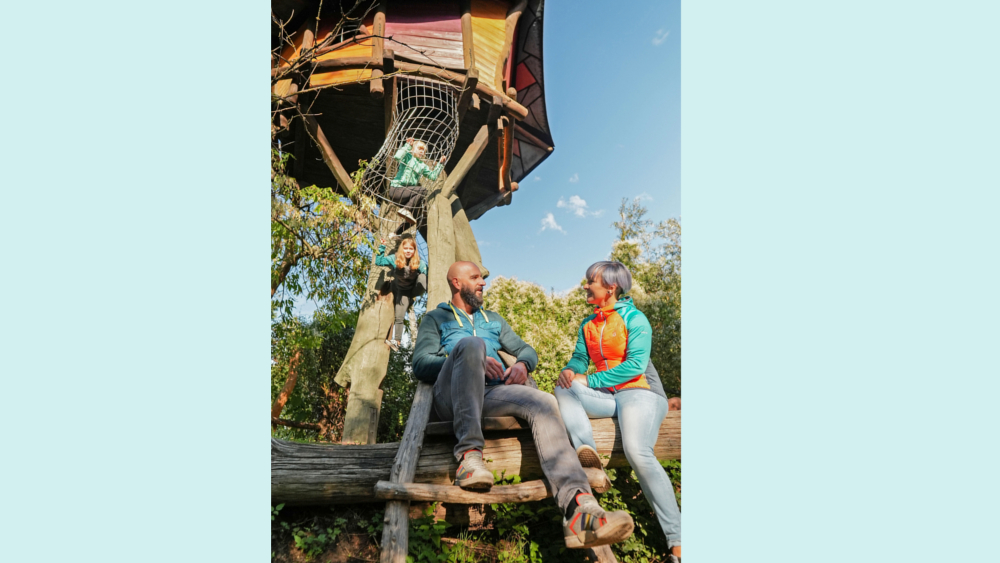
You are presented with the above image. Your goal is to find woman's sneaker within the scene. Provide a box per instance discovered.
[455,449,493,490]
[577,445,611,493]
[563,493,634,549]
[384,339,400,351]
[397,208,417,224]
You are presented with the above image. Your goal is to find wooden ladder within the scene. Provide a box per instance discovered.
[376,382,619,563]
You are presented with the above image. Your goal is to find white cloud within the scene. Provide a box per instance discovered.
[533,176,542,182]
[539,212,565,233]
[557,195,604,218]
[568,173,579,183]
[636,192,654,201]
[652,29,670,46]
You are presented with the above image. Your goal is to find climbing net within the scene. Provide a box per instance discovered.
[357,76,460,254]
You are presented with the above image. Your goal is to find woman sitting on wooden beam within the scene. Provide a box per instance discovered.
[411,260,636,550]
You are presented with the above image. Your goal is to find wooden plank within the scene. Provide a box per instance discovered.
[457,68,479,122]
[514,123,553,153]
[451,194,489,278]
[374,466,609,504]
[370,0,386,98]
[380,383,435,563]
[302,113,354,195]
[443,123,491,198]
[272,412,681,505]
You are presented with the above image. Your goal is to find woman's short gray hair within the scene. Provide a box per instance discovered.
[585,261,632,298]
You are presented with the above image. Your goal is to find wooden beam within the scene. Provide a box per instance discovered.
[487,95,503,139]
[498,88,516,192]
[514,123,554,152]
[450,194,489,278]
[375,467,608,503]
[380,383,435,563]
[272,412,681,505]
[301,113,353,196]
[442,124,491,198]
[301,58,529,120]
[460,0,475,70]
[457,68,479,122]
[384,55,397,137]
[369,0,386,98]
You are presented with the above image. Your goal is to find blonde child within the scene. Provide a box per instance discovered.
[374,236,427,350]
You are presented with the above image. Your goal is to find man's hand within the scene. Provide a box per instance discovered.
[503,361,528,385]
[485,356,505,381]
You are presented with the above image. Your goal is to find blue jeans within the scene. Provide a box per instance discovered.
[554,382,681,548]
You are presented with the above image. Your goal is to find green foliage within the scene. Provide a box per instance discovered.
[271,148,374,321]
[271,503,285,521]
[407,504,452,563]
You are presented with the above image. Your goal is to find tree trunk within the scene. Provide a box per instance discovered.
[425,174,457,306]
[272,412,680,505]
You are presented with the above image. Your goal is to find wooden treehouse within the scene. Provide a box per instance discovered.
[270,1,680,561]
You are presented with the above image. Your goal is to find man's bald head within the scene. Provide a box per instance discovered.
[448,261,485,310]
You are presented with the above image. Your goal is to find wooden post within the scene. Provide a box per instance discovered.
[384,50,397,137]
[426,172,458,307]
[499,89,516,193]
[370,0,387,98]
[380,383,435,563]
[460,0,475,71]
[301,113,354,196]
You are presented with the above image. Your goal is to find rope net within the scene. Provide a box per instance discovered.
[358,77,460,259]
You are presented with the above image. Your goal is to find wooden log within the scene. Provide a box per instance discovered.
[374,467,608,504]
[302,58,528,120]
[271,350,302,420]
[450,194,488,278]
[271,412,680,504]
[457,68,479,122]
[426,173,458,306]
[460,0,476,70]
[384,50,396,137]
[301,113,354,196]
[380,383,435,563]
[369,0,386,99]
[443,124,491,198]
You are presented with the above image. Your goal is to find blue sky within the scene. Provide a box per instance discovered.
[472,0,681,294]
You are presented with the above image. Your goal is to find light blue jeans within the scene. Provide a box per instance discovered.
[554,382,681,548]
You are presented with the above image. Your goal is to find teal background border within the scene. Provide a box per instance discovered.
[4,1,999,562]
[684,1,1000,561]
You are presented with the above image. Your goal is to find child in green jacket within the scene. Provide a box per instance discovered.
[386,138,445,237]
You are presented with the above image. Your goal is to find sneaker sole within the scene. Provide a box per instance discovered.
[564,513,635,549]
[578,447,611,494]
[455,474,494,490]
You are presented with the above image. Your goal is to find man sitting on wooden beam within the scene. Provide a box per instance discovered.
[412,261,636,550]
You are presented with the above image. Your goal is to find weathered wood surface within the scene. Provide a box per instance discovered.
[495,1,528,91]
[460,0,476,70]
[369,0,386,98]
[381,382,435,563]
[451,194,488,278]
[373,467,608,504]
[457,68,479,122]
[272,412,680,505]
[426,173,457,307]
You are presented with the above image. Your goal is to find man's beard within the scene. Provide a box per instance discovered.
[460,284,483,309]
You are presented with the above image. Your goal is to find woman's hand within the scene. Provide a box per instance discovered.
[573,373,590,387]
[557,369,577,389]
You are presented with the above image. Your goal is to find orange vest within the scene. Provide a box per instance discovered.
[583,306,651,392]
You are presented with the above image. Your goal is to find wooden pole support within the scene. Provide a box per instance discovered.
[380,383,435,563]
[302,113,354,196]
[460,0,475,70]
[370,0,386,98]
